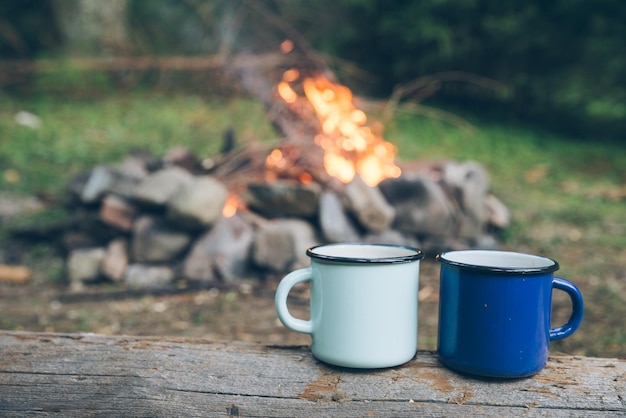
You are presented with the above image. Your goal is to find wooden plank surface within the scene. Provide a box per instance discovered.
[0,331,624,417]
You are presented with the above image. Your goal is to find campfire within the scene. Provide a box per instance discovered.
[56,71,510,291]
[276,70,401,186]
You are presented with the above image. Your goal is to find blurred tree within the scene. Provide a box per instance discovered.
[0,0,59,59]
[1,0,624,138]
[52,0,129,55]
[284,0,626,138]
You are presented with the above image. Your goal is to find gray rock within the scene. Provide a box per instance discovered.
[117,156,149,180]
[80,166,117,203]
[252,219,317,272]
[485,194,511,229]
[67,247,106,289]
[14,110,41,129]
[166,176,228,228]
[131,216,192,263]
[244,181,322,218]
[420,236,471,256]
[343,175,395,233]
[0,192,43,220]
[380,173,456,236]
[420,233,499,255]
[124,264,175,289]
[79,166,140,203]
[183,214,255,282]
[471,234,500,250]
[442,161,490,238]
[132,167,194,207]
[362,229,420,248]
[163,146,202,173]
[318,191,360,243]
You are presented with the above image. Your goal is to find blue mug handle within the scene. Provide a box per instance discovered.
[550,277,584,341]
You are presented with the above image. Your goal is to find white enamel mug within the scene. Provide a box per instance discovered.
[275,243,424,368]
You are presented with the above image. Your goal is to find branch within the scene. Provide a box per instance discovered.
[383,71,509,121]
[397,102,475,135]
[0,54,302,85]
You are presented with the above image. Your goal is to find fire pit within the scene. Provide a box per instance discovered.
[60,70,510,291]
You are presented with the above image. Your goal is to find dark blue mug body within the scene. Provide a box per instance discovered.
[436,250,584,378]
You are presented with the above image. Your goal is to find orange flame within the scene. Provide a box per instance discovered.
[222,193,244,218]
[277,72,401,186]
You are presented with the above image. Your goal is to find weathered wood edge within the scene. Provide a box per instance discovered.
[0,331,624,417]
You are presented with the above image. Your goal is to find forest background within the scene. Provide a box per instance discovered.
[1,0,625,140]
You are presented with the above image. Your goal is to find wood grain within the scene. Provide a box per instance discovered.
[0,331,624,417]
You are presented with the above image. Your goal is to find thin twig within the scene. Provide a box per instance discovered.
[383,71,509,123]
[397,102,475,135]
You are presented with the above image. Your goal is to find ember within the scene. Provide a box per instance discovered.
[222,194,244,218]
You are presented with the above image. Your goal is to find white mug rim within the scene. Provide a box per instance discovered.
[307,243,424,264]
[437,250,559,274]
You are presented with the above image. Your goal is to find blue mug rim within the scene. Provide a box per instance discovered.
[307,243,424,264]
[436,250,559,275]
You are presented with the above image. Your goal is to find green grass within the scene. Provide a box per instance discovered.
[1,92,625,357]
[0,93,277,195]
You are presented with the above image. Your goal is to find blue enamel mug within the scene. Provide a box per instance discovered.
[436,250,584,378]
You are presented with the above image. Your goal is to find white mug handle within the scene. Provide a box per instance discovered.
[274,267,313,334]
